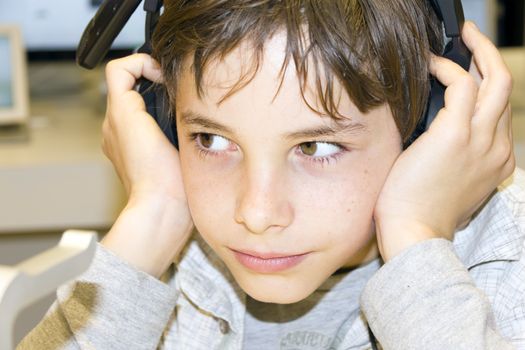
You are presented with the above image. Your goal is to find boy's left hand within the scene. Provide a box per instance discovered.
[375,22,515,262]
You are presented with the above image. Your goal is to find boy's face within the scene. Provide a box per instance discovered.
[176,34,402,304]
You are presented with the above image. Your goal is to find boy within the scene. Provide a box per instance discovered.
[19,0,523,349]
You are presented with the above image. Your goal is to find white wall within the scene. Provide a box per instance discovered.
[0,0,145,50]
[462,0,498,41]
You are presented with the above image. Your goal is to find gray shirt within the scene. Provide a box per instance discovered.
[17,169,525,349]
[243,260,379,350]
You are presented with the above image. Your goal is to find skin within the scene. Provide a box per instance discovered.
[100,21,514,304]
[176,33,400,303]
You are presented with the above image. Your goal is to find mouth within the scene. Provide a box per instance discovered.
[230,249,310,273]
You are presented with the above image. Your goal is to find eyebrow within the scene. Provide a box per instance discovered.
[179,110,368,139]
[180,110,235,134]
[284,121,368,140]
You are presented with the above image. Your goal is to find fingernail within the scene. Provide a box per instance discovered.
[469,21,479,30]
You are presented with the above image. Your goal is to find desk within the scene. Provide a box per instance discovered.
[0,62,126,233]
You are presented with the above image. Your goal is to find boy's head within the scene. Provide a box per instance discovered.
[152,0,443,303]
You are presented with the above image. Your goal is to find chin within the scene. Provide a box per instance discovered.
[244,285,313,304]
[247,291,307,304]
[231,270,322,304]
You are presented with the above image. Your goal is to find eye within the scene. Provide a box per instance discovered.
[296,141,346,166]
[299,142,341,157]
[197,133,231,151]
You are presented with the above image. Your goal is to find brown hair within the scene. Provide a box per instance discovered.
[151,0,444,144]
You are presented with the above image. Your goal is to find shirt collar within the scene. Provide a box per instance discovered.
[453,173,525,269]
[175,232,246,334]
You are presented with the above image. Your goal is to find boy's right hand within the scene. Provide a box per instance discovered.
[100,54,193,278]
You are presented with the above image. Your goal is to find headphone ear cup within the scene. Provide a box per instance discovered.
[425,74,447,131]
[423,40,454,133]
[155,87,178,149]
[138,79,179,148]
[405,38,471,148]
[404,76,445,149]
[164,93,179,150]
[405,0,472,148]
[442,37,472,71]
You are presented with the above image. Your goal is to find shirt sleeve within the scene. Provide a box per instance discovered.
[17,243,179,350]
[360,238,517,350]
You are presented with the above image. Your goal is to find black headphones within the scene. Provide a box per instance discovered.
[77,0,471,149]
[409,0,472,145]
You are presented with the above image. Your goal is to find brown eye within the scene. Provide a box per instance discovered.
[196,133,231,151]
[199,134,213,148]
[300,142,317,156]
[298,142,342,158]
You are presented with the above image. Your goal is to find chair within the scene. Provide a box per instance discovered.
[0,230,97,349]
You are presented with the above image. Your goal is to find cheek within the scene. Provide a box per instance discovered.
[295,156,388,219]
[295,151,397,250]
[179,149,236,239]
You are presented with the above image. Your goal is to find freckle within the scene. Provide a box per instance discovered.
[347,208,351,213]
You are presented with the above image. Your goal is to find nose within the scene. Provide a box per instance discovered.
[234,162,294,235]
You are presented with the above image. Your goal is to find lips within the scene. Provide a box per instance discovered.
[231,249,309,273]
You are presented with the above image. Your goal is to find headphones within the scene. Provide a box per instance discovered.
[77,0,471,149]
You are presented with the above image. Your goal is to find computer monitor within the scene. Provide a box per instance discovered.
[0,25,29,126]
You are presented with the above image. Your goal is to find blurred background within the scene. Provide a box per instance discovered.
[0,0,524,345]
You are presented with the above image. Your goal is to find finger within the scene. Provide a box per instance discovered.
[462,22,513,128]
[468,58,482,85]
[487,104,514,181]
[462,22,508,82]
[508,105,514,146]
[105,53,163,97]
[429,54,478,128]
[471,72,512,133]
[494,103,512,149]
[503,104,512,141]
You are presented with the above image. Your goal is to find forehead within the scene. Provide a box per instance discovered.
[176,31,366,128]
[175,33,401,151]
